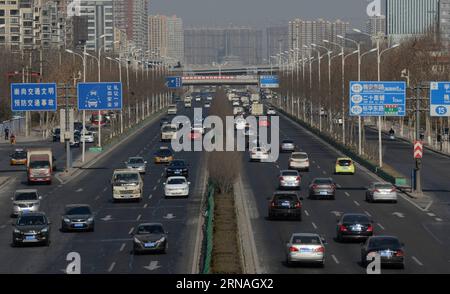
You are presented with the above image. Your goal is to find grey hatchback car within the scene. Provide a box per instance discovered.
[133,223,168,254]
[61,204,94,232]
[12,212,50,247]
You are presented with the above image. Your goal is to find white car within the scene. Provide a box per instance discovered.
[286,233,326,267]
[366,182,398,203]
[81,132,95,143]
[250,147,269,162]
[289,152,310,171]
[164,176,190,198]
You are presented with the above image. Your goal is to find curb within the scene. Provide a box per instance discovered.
[55,109,167,184]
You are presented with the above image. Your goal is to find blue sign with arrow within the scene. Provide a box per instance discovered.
[77,82,122,111]
[165,77,182,89]
[430,82,450,117]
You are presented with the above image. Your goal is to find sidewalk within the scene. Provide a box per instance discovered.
[0,129,49,145]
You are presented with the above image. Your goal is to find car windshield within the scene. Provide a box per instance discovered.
[338,160,352,166]
[129,158,144,164]
[17,215,46,226]
[66,206,91,215]
[137,225,164,235]
[369,237,401,249]
[282,171,298,176]
[162,126,177,132]
[157,149,172,157]
[292,236,321,245]
[374,183,394,190]
[168,178,186,185]
[274,195,296,202]
[15,192,38,201]
[282,140,294,144]
[343,215,369,224]
[29,161,50,169]
[114,173,139,183]
[292,153,307,159]
[314,179,332,185]
[54,129,60,134]
[12,152,27,159]
[170,160,185,167]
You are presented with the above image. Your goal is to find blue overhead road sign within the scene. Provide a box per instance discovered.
[349,81,406,117]
[11,83,58,111]
[166,76,182,89]
[260,75,279,88]
[430,82,450,117]
[77,82,122,111]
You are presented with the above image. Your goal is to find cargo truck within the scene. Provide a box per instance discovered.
[27,148,53,185]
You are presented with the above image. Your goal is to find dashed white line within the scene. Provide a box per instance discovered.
[153,186,157,191]
[322,171,327,175]
[435,218,443,222]
[148,194,153,200]
[143,203,148,208]
[119,243,126,252]
[128,227,134,235]
[412,256,423,266]
[364,211,372,217]
[108,262,116,272]
[331,254,340,264]
[344,192,350,197]
[317,165,321,169]
[311,222,318,230]
[157,178,161,184]
[161,172,164,177]
[95,195,100,201]
[103,187,108,192]
[0,225,6,229]
[136,214,142,221]
[336,184,342,188]
[377,223,385,230]
[427,213,436,217]
[304,210,309,217]
[353,200,360,207]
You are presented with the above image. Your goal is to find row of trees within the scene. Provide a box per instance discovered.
[0,48,171,137]
[276,32,450,158]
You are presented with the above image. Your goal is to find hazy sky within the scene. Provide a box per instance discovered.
[150,0,378,29]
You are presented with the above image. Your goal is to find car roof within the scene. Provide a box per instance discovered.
[273,191,298,196]
[15,189,38,193]
[167,176,187,180]
[312,177,333,181]
[292,152,307,155]
[14,148,25,152]
[18,212,46,217]
[113,169,140,174]
[65,204,91,209]
[128,156,144,160]
[342,213,369,218]
[280,170,299,174]
[337,157,352,161]
[138,222,163,227]
[291,233,320,238]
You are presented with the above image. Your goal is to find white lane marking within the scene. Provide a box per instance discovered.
[76,188,83,192]
[128,227,134,235]
[425,201,433,211]
[304,210,309,217]
[317,165,321,169]
[95,195,100,201]
[435,218,443,222]
[312,161,316,164]
[345,192,350,197]
[148,194,153,200]
[353,200,360,207]
[103,187,108,192]
[108,262,116,272]
[157,178,161,184]
[143,203,148,208]
[161,172,164,177]
[55,175,64,184]
[377,223,385,230]
[331,254,340,264]
[153,186,157,191]
[427,213,436,217]
[412,256,423,266]
[392,212,405,218]
[322,171,327,175]
[364,211,372,217]
[336,184,342,188]
[136,214,142,221]
[311,222,318,230]
[119,243,126,252]
[0,225,6,229]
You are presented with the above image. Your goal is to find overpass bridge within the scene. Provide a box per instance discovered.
[181,75,259,86]
[171,65,279,76]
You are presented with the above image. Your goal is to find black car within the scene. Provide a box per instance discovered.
[74,122,83,132]
[361,236,405,269]
[52,128,61,142]
[70,131,81,148]
[133,223,168,254]
[12,212,51,247]
[61,204,94,232]
[336,213,373,242]
[165,160,189,177]
[268,192,303,221]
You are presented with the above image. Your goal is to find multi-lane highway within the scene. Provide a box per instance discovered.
[0,106,207,274]
[241,111,450,273]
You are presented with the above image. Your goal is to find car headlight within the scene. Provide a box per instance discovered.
[134,237,141,244]
[133,188,141,194]
[41,228,48,233]
[157,237,166,243]
[63,218,71,223]
[87,217,94,222]
[14,229,21,234]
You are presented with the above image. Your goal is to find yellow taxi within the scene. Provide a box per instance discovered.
[335,157,355,175]
[10,149,27,166]
[154,147,174,164]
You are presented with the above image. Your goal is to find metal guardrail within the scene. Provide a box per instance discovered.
[202,184,215,274]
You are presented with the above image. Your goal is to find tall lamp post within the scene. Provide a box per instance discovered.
[313,43,333,132]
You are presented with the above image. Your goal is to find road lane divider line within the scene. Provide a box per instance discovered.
[412,256,423,266]
[148,194,153,200]
[143,203,148,208]
[435,218,443,222]
[312,222,318,230]
[119,243,126,252]
[95,195,100,201]
[322,171,327,175]
[103,187,108,192]
[336,184,342,188]
[353,200,360,207]
[427,213,435,217]
[317,165,321,169]
[331,254,340,264]
[304,210,309,217]
[136,214,142,221]
[108,262,116,272]
[157,178,161,184]
[128,227,134,235]
[364,211,372,217]
[345,192,350,197]
[153,186,157,191]
[377,223,385,230]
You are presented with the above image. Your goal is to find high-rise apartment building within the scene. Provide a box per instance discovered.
[440,0,450,47]
[148,15,168,57]
[78,0,114,51]
[386,0,439,42]
[167,15,184,64]
[266,25,289,61]
[113,0,149,51]
[366,15,386,36]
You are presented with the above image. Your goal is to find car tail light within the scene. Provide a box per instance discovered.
[314,246,325,253]
[390,188,397,192]
[296,176,301,181]
[279,176,284,181]
[366,225,373,232]
[289,246,299,252]
[395,250,404,257]
[271,201,276,208]
[339,225,348,232]
[311,184,318,189]
[294,202,301,208]
[374,189,380,193]
[331,184,336,190]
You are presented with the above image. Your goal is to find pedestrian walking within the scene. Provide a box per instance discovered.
[4,127,9,140]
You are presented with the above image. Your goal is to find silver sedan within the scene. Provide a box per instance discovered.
[286,233,326,267]
[125,157,147,174]
[366,182,397,203]
[278,170,301,190]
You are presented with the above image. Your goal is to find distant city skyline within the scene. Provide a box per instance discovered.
[150,0,381,29]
